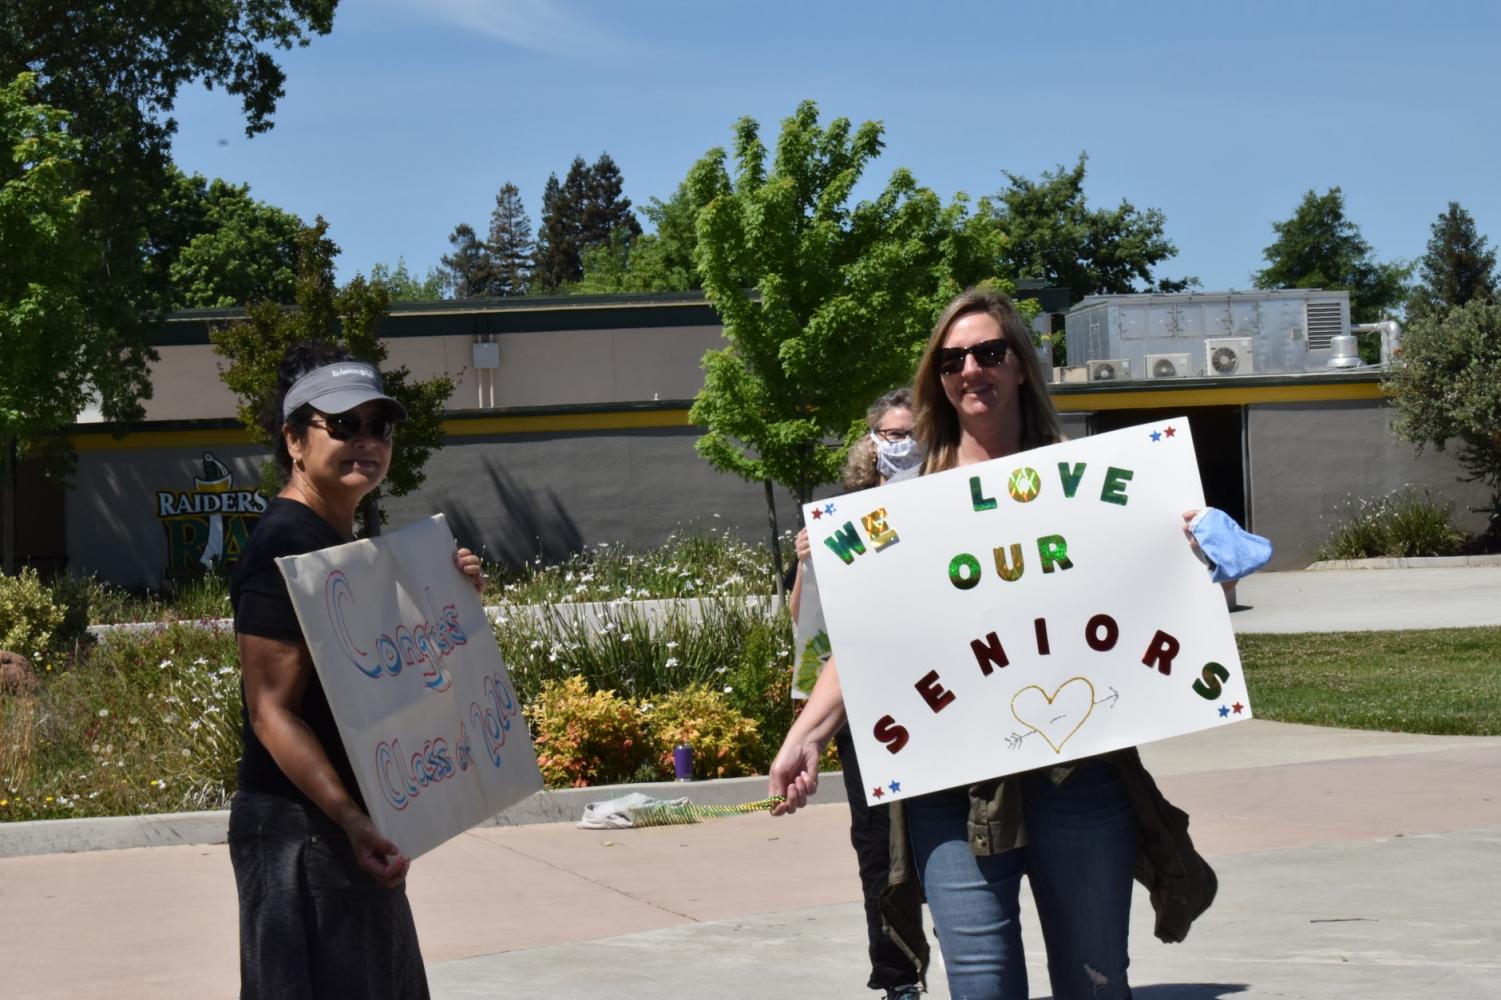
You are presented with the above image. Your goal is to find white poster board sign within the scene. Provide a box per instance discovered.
[277,514,542,859]
[805,418,1251,806]
[790,564,831,699]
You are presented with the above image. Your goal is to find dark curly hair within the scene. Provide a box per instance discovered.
[263,341,359,474]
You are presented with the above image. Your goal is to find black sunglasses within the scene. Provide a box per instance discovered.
[310,409,396,442]
[936,338,1010,376]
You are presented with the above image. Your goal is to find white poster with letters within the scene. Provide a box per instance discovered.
[277,514,542,859]
[804,418,1251,806]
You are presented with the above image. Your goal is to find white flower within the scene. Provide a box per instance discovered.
[716,666,728,674]
[621,633,632,641]
[158,659,172,669]
[723,685,734,694]
[666,640,679,650]
[193,657,208,666]
[97,708,109,718]
[665,657,680,668]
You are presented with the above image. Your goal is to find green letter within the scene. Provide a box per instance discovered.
[1100,466,1134,506]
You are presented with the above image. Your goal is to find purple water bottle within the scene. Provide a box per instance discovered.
[673,744,694,782]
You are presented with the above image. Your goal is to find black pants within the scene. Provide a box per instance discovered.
[836,725,925,991]
[229,790,429,1000]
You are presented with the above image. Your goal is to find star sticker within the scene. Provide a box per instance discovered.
[1232,702,1244,714]
[1150,430,1162,442]
[1164,425,1177,438]
[871,786,884,799]
[1218,705,1230,718]
[823,502,836,515]
[888,780,901,794]
[810,508,822,520]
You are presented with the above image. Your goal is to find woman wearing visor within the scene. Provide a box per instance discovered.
[228,342,483,999]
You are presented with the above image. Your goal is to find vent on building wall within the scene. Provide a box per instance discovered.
[1144,353,1191,379]
[1204,338,1254,376]
[1306,300,1343,351]
[1087,359,1131,382]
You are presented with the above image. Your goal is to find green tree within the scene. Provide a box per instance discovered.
[1387,298,1501,539]
[1254,187,1410,321]
[369,258,445,301]
[536,154,642,293]
[0,0,339,434]
[0,74,102,571]
[1407,202,1497,321]
[576,178,712,294]
[161,171,304,308]
[688,100,1008,516]
[997,153,1194,300]
[487,181,533,297]
[211,219,454,536]
[439,223,500,298]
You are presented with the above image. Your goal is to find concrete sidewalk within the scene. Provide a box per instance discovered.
[2,565,1499,998]
[3,720,1498,999]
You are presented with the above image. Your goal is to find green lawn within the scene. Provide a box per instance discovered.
[1239,627,1501,736]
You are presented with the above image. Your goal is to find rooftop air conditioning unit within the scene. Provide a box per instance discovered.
[1087,359,1131,383]
[1144,353,1191,379]
[1204,338,1254,377]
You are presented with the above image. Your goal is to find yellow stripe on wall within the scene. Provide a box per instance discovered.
[1052,380,1384,411]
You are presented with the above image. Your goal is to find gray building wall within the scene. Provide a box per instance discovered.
[1247,399,1490,568]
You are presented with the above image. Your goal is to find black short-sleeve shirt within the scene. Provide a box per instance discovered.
[230,497,362,809]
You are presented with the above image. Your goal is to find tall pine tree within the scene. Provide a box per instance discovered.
[582,153,641,250]
[1408,201,1497,320]
[534,154,641,292]
[487,181,534,297]
[440,223,500,298]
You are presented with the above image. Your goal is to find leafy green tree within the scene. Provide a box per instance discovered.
[487,181,533,296]
[0,0,339,436]
[997,153,1194,301]
[161,171,303,308]
[439,223,500,298]
[1387,298,1501,539]
[1254,187,1410,321]
[369,258,445,301]
[576,178,712,294]
[1407,202,1497,321]
[211,219,454,536]
[688,100,1008,514]
[0,74,102,571]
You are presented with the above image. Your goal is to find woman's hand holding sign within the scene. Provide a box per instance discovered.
[454,546,484,594]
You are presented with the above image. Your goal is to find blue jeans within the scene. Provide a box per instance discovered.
[906,760,1137,1000]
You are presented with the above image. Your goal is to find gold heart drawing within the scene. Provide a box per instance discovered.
[1011,677,1097,754]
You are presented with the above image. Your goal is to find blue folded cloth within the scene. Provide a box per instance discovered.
[1190,508,1273,583]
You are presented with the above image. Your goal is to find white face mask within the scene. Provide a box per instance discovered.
[871,432,922,478]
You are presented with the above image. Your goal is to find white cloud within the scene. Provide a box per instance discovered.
[390,0,643,59]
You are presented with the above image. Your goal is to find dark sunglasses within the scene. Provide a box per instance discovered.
[310,410,396,442]
[937,338,1010,376]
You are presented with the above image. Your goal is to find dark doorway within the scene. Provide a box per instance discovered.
[1088,407,1247,527]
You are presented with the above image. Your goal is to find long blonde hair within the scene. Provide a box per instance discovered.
[912,288,1061,474]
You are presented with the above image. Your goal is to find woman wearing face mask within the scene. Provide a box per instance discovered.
[770,290,1220,1000]
[785,387,928,1000]
[228,342,484,999]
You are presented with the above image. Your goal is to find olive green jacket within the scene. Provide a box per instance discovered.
[880,748,1218,985]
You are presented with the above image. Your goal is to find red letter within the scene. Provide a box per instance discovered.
[874,715,910,754]
[915,669,956,713]
[970,631,1009,676]
[1141,629,1180,675]
[1085,614,1119,652]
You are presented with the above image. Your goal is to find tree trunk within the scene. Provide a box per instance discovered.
[1,434,15,575]
[763,478,784,611]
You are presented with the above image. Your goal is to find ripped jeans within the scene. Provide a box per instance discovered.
[907,759,1137,1000]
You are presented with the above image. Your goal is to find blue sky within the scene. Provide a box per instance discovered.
[168,0,1501,295]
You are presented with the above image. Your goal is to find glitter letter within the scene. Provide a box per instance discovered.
[914,670,956,714]
[970,475,998,512]
[1141,629,1180,675]
[1085,613,1119,652]
[1192,662,1231,700]
[1058,462,1087,498]
[992,542,1025,582]
[861,508,899,552]
[1034,617,1051,655]
[823,521,867,565]
[970,631,1010,676]
[874,715,910,754]
[949,553,982,590]
[1100,466,1134,506]
[1037,534,1072,574]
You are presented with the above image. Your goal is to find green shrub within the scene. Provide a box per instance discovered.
[1,623,241,820]
[0,568,66,656]
[1316,486,1470,560]
[526,676,649,788]
[645,683,760,780]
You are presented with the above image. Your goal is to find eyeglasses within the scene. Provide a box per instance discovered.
[936,338,1010,376]
[310,410,396,443]
[874,427,913,442]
